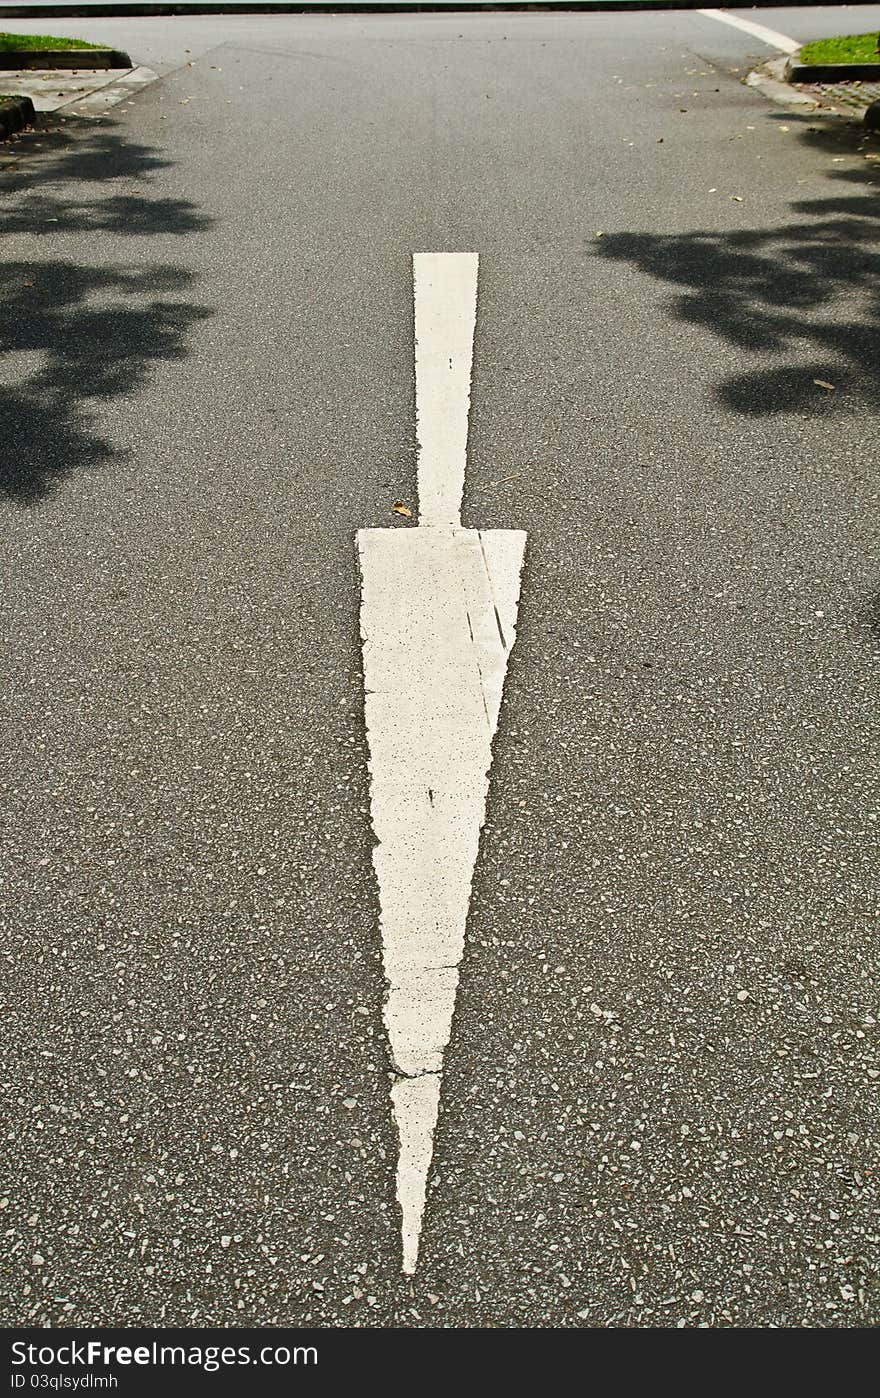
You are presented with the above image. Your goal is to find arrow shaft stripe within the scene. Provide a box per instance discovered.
[413,252,479,528]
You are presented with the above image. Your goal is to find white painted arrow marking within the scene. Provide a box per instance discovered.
[357,254,526,1274]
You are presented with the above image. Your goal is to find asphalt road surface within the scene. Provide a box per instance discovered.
[1,6,879,1330]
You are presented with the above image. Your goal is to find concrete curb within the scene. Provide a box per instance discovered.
[0,63,159,116]
[746,55,880,129]
[0,51,133,71]
[785,59,880,84]
[0,94,36,139]
[64,63,158,115]
[744,56,820,112]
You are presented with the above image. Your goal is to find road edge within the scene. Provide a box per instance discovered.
[0,0,867,15]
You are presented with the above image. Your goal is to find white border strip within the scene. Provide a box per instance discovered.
[697,8,799,56]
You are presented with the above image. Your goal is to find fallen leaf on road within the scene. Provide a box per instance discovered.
[813,379,835,391]
[730,195,744,202]
[392,501,413,517]
[22,281,33,287]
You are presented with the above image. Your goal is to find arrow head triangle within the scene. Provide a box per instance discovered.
[358,526,525,1272]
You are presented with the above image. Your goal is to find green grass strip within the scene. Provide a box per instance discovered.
[0,32,108,52]
[799,32,880,66]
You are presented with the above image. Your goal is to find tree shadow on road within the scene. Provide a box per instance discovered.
[596,116,880,416]
[0,115,213,503]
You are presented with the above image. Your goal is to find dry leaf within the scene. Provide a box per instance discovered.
[392,501,412,518]
[23,280,33,287]
[813,379,835,391]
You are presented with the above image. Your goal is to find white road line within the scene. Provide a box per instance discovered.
[357,255,526,1273]
[697,8,800,55]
